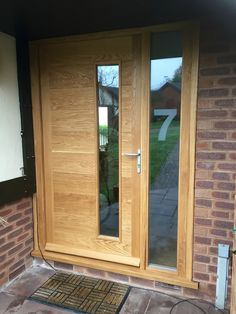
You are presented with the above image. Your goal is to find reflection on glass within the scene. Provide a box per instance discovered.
[97,65,119,237]
[149,32,182,269]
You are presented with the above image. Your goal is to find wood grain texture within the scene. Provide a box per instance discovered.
[140,31,150,271]
[30,43,47,249]
[45,243,140,266]
[32,248,198,289]
[30,21,199,288]
[177,24,199,279]
[32,34,142,264]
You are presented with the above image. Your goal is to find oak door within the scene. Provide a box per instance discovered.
[38,34,142,266]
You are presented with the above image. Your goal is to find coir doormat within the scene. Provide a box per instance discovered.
[30,271,130,314]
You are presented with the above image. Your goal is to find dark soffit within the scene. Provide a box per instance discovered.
[0,0,236,40]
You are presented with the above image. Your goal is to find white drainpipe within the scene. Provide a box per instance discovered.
[215,244,230,310]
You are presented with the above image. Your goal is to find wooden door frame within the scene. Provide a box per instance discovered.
[30,20,199,289]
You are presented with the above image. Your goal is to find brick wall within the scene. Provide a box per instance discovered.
[0,197,33,286]
[35,26,236,304]
[4,24,233,304]
[190,26,236,302]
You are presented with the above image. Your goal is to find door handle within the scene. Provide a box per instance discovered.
[122,149,141,174]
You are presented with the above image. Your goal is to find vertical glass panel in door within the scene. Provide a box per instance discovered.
[97,65,119,237]
[149,32,182,268]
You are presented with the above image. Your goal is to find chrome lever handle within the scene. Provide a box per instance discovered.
[122,152,140,157]
[122,149,141,174]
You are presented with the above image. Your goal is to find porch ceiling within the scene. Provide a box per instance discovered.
[0,0,236,40]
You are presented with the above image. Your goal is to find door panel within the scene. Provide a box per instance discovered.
[39,35,141,265]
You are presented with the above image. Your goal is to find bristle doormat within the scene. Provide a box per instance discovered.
[30,272,130,314]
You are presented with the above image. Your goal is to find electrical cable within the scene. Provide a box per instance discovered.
[170,299,208,314]
[33,203,227,314]
[184,299,225,313]
[169,298,226,314]
[34,196,57,272]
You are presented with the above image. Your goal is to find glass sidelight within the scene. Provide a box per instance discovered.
[148,32,182,269]
[97,65,119,237]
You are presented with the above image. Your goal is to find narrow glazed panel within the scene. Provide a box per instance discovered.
[97,65,119,237]
[149,32,182,269]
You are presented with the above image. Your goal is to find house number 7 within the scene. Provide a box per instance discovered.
[154,109,177,141]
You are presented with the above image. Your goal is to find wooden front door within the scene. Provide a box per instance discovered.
[36,34,142,266]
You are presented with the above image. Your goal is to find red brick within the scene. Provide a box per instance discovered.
[213,239,233,246]
[232,110,236,117]
[215,99,236,107]
[9,259,24,272]
[208,265,217,273]
[218,163,236,171]
[212,172,230,181]
[214,121,236,129]
[210,229,227,237]
[0,254,6,263]
[218,77,236,85]
[197,152,225,160]
[209,247,218,255]
[213,141,236,150]
[85,267,106,278]
[212,211,229,218]
[16,201,31,210]
[195,218,212,226]
[198,110,228,118]
[212,257,218,264]
[217,54,236,64]
[17,233,30,242]
[215,201,234,210]
[196,181,214,189]
[1,258,15,269]
[0,241,15,253]
[0,197,32,287]
[229,153,236,160]
[200,67,230,76]
[214,220,234,229]
[194,272,210,281]
[25,238,33,246]
[212,191,229,200]
[194,255,210,263]
[24,222,33,231]
[193,262,207,273]
[8,243,24,256]
[198,78,215,89]
[16,217,30,227]
[195,199,212,208]
[197,161,215,170]
[18,247,32,258]
[196,142,210,150]
[106,272,129,283]
[217,182,235,191]
[197,131,226,140]
[7,213,23,223]
[8,228,23,240]
[0,209,12,217]
[198,88,229,98]
[9,265,25,281]
[202,44,229,54]
[0,226,13,237]
[195,237,211,245]
[129,276,155,288]
[24,208,32,215]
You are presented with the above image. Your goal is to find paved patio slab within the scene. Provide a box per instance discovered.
[0,266,228,313]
